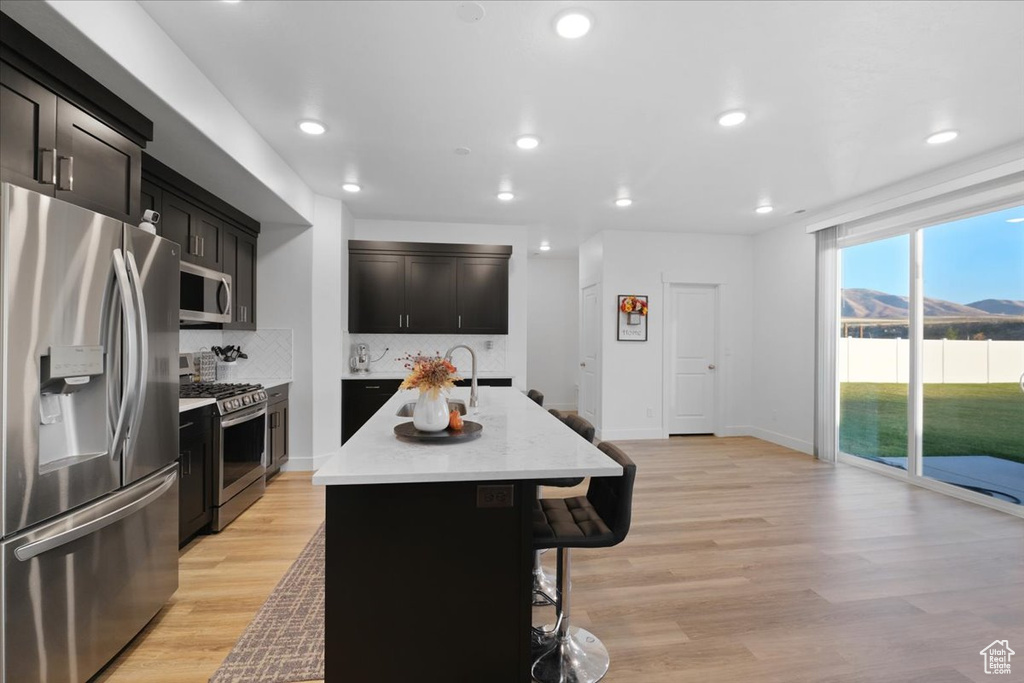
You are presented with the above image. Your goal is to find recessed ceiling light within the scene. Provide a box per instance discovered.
[222,0,242,4]
[755,205,774,214]
[615,198,633,208]
[1007,217,1024,223]
[298,120,326,135]
[717,110,747,127]
[539,242,551,251]
[555,10,592,39]
[497,191,515,201]
[926,130,958,145]
[516,135,540,150]
[454,146,471,156]
[342,183,361,193]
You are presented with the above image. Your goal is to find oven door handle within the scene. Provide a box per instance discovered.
[220,404,267,428]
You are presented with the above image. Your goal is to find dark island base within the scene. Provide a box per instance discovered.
[325,480,535,682]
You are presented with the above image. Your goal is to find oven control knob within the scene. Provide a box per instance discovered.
[243,395,251,406]
[231,399,239,409]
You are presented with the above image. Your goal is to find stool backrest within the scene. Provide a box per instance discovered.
[589,442,638,547]
[527,389,544,406]
[563,414,595,443]
[548,408,566,421]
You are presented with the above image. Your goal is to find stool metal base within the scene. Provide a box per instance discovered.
[531,625,609,683]
[532,562,558,606]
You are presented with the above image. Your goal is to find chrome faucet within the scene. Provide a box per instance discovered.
[444,344,478,409]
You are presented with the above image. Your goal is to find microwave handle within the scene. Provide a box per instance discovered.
[220,277,233,318]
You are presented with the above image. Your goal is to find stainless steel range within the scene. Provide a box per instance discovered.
[179,378,268,531]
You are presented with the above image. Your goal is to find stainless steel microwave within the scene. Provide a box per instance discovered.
[180,261,232,324]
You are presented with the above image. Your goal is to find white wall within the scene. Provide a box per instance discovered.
[256,224,315,464]
[257,196,350,471]
[527,258,579,410]
[750,221,817,454]
[593,231,755,441]
[350,219,530,389]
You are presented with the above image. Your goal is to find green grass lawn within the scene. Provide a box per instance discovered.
[839,383,1024,464]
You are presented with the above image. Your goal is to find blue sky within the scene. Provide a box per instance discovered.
[842,205,1024,304]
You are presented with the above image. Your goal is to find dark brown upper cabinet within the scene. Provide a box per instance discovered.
[349,253,406,333]
[1,14,152,223]
[348,241,511,335]
[160,191,223,270]
[54,98,141,223]
[0,62,57,195]
[457,257,509,334]
[224,227,257,330]
[406,256,457,333]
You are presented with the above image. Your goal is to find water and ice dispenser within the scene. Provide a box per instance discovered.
[39,345,108,468]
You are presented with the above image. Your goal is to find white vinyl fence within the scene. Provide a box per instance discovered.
[838,338,1024,384]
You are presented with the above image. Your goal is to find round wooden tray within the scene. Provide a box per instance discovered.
[393,420,483,443]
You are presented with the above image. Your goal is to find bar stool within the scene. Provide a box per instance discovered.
[527,389,545,406]
[532,442,637,683]
[532,410,594,606]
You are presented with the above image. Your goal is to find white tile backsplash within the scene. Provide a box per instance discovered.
[346,334,507,374]
[179,329,292,380]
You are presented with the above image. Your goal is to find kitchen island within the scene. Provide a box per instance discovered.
[313,386,621,682]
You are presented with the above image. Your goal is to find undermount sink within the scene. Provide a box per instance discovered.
[396,399,467,418]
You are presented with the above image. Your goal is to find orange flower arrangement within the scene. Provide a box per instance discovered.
[399,353,461,397]
[620,295,648,316]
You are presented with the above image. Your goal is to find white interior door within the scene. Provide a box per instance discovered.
[667,285,717,434]
[579,284,600,425]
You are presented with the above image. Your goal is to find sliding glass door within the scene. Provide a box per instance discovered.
[921,212,1024,504]
[839,235,910,467]
[838,205,1024,509]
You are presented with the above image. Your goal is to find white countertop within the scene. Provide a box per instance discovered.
[342,371,513,380]
[313,386,621,486]
[179,397,216,413]
[178,378,291,413]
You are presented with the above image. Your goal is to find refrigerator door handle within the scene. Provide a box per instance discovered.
[111,249,138,459]
[13,468,177,562]
[125,250,149,447]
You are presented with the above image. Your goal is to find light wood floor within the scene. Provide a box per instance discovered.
[97,437,1024,683]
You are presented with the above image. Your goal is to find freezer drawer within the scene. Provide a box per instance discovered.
[0,464,178,683]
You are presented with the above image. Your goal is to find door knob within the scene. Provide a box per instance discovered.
[580,362,586,367]
[708,364,716,370]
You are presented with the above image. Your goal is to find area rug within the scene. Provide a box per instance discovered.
[209,523,325,683]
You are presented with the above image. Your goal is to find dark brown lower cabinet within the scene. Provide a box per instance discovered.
[179,406,214,546]
[266,384,290,479]
[341,377,513,444]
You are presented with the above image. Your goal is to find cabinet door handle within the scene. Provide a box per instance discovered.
[179,421,194,430]
[40,148,57,185]
[199,236,205,258]
[398,314,402,328]
[458,315,462,329]
[406,314,410,328]
[181,450,191,476]
[190,235,199,256]
[364,385,380,389]
[57,155,74,191]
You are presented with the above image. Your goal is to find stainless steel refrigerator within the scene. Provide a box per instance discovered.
[0,183,180,683]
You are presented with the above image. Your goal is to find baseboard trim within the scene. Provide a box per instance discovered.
[597,427,665,441]
[748,427,814,455]
[281,452,334,472]
[716,425,751,438]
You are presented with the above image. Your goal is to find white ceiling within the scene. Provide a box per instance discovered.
[138,0,1024,254]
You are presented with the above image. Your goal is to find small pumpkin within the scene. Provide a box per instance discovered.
[448,409,464,431]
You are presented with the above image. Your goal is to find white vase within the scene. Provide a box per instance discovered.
[413,391,449,432]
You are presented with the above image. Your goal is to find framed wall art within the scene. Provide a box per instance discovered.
[617,294,648,342]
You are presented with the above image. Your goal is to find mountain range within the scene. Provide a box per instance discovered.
[842,289,1024,319]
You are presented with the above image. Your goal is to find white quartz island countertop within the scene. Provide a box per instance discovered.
[313,387,622,486]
